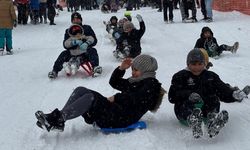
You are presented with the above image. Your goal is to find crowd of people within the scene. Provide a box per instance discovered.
[1,0,250,140]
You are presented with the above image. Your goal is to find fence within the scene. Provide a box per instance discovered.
[213,0,250,15]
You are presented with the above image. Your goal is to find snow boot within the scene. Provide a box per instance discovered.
[0,48,3,56]
[226,42,239,53]
[6,50,13,55]
[93,66,102,77]
[242,85,250,95]
[207,110,229,138]
[187,108,203,139]
[63,62,72,76]
[48,70,58,79]
[35,108,65,132]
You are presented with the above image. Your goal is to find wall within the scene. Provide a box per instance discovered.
[213,0,250,15]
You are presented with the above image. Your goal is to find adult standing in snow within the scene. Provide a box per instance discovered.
[168,48,250,138]
[48,12,102,79]
[36,55,164,132]
[47,0,56,25]
[194,26,239,58]
[0,0,17,55]
[114,14,145,59]
[200,0,213,22]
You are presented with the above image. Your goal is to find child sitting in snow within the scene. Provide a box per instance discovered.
[168,48,250,138]
[194,26,239,58]
[114,14,145,59]
[35,55,165,132]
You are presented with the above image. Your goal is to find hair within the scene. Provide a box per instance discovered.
[149,87,167,113]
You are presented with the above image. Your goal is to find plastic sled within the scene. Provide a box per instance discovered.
[100,121,147,134]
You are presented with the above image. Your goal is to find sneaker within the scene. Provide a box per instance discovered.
[93,66,102,77]
[187,108,203,138]
[48,70,58,79]
[207,110,229,138]
[6,50,13,55]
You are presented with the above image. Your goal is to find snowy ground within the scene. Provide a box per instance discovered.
[0,7,250,150]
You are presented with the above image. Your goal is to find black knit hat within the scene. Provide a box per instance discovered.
[186,48,205,65]
[71,12,82,22]
[132,54,158,73]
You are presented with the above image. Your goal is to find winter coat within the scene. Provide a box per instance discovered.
[15,0,29,4]
[0,0,17,29]
[116,21,145,58]
[169,69,238,118]
[63,24,97,56]
[30,0,40,10]
[194,27,220,57]
[83,67,162,128]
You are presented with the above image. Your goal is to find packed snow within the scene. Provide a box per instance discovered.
[0,7,250,150]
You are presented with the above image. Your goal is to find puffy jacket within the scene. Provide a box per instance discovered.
[84,67,161,128]
[0,0,17,29]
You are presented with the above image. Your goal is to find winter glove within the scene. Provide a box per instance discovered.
[13,20,17,28]
[232,90,248,102]
[71,39,83,46]
[189,92,204,108]
[136,14,143,22]
[79,42,88,53]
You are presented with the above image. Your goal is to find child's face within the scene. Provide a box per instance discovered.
[203,31,211,39]
[111,19,117,24]
[188,62,205,76]
[131,67,142,78]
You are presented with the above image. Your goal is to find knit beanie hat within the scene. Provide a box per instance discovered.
[132,54,158,73]
[71,12,82,22]
[186,48,205,65]
[123,21,134,31]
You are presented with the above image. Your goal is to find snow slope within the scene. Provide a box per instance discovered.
[0,7,250,150]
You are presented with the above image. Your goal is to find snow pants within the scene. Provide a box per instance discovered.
[52,48,99,73]
[61,87,95,120]
[0,29,13,50]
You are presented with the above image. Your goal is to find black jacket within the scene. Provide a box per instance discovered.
[169,69,237,117]
[194,27,220,57]
[84,67,161,128]
[116,21,145,58]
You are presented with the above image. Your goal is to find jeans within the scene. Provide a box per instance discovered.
[205,0,213,18]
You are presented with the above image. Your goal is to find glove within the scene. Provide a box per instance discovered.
[189,93,204,108]
[13,20,17,28]
[136,14,143,22]
[71,39,83,46]
[79,42,88,53]
[233,90,247,102]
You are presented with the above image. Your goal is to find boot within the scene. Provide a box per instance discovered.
[35,108,65,132]
[242,85,250,95]
[207,110,229,138]
[187,108,203,138]
[48,70,58,79]
[226,42,239,53]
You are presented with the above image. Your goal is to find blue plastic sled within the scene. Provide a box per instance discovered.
[100,121,147,134]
